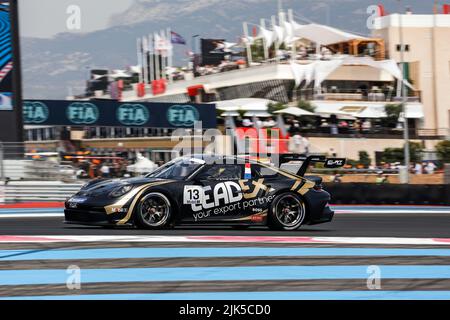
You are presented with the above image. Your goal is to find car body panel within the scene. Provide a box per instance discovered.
[64,156,334,229]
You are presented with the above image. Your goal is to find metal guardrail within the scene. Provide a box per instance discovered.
[1,182,83,203]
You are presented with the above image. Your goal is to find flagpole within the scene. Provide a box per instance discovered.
[149,34,155,83]
[271,16,280,63]
[288,8,296,61]
[160,30,167,81]
[242,22,252,66]
[142,36,148,84]
[136,37,143,83]
[167,28,174,84]
[260,19,269,60]
[154,33,160,80]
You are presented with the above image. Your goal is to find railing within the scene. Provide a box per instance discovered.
[1,181,82,203]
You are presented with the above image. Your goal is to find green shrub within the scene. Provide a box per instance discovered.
[436,140,450,163]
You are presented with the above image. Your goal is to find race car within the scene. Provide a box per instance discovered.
[64,154,345,230]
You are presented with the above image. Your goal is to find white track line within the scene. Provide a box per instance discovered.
[0,235,450,245]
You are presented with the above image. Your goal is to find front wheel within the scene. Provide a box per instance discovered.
[134,192,173,229]
[269,192,306,230]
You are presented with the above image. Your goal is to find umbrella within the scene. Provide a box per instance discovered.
[273,106,314,116]
[316,110,356,120]
[214,98,276,112]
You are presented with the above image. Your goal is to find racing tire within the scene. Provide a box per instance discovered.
[134,192,173,229]
[268,192,306,231]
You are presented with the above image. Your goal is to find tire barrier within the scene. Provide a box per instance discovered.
[325,183,450,206]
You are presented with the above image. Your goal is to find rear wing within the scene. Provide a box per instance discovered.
[280,154,346,176]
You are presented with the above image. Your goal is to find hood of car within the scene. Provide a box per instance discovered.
[76,177,171,197]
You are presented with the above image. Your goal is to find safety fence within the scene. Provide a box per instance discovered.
[325,183,450,206]
[0,180,448,205]
[0,181,82,203]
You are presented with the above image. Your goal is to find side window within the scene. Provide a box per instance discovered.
[253,164,280,178]
[196,165,242,181]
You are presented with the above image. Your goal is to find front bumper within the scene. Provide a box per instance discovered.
[64,207,133,227]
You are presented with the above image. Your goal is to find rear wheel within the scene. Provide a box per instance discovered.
[134,192,173,229]
[269,192,306,230]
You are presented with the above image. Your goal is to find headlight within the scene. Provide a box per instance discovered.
[109,184,133,198]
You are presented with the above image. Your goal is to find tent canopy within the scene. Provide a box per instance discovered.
[312,101,424,119]
[213,98,276,112]
[273,106,314,116]
[292,23,367,46]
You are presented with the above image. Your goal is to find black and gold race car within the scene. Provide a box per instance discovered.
[64,154,345,230]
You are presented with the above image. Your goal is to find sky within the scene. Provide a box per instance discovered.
[18,0,134,38]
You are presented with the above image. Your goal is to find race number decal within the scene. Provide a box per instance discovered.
[183,186,203,205]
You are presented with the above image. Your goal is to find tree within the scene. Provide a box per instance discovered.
[297,100,316,113]
[382,103,403,128]
[358,151,371,167]
[436,140,450,163]
[381,141,423,164]
[267,102,286,114]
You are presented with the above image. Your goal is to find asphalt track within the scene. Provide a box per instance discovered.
[1,205,450,300]
[0,206,449,238]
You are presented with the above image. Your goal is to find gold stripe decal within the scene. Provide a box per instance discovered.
[116,181,173,225]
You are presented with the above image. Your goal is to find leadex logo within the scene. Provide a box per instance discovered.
[117,104,149,126]
[66,102,99,124]
[167,105,199,127]
[23,101,49,124]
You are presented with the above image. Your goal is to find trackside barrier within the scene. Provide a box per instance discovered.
[325,183,450,206]
[0,181,449,205]
[0,181,82,203]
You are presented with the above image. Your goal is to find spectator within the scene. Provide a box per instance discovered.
[242,118,253,127]
[414,162,423,175]
[375,172,389,184]
[425,161,437,174]
[362,120,372,133]
[100,163,110,178]
[263,117,276,127]
[289,134,310,155]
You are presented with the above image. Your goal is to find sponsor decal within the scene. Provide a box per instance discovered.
[189,179,275,222]
[116,103,149,126]
[66,102,99,124]
[167,105,199,127]
[23,101,49,124]
[324,158,346,168]
[183,186,203,205]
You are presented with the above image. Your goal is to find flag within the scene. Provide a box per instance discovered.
[170,31,186,45]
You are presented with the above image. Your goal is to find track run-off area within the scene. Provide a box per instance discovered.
[0,204,450,300]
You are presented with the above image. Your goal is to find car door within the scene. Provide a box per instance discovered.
[180,164,244,223]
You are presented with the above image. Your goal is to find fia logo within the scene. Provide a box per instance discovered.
[117,104,149,126]
[66,102,99,124]
[23,101,49,124]
[167,105,199,127]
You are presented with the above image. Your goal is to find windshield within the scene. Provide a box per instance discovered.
[145,158,202,180]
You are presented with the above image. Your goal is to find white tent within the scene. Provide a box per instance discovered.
[244,111,272,117]
[127,153,158,174]
[273,106,314,116]
[213,98,277,112]
[290,56,415,90]
[292,23,366,46]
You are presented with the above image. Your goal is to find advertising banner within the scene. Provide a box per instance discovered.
[0,2,13,111]
[22,100,217,128]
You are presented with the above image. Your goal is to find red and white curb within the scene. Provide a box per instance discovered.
[0,235,450,246]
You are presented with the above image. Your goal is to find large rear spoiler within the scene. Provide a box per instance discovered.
[280,154,346,176]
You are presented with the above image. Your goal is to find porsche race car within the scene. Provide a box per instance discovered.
[64,154,345,230]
